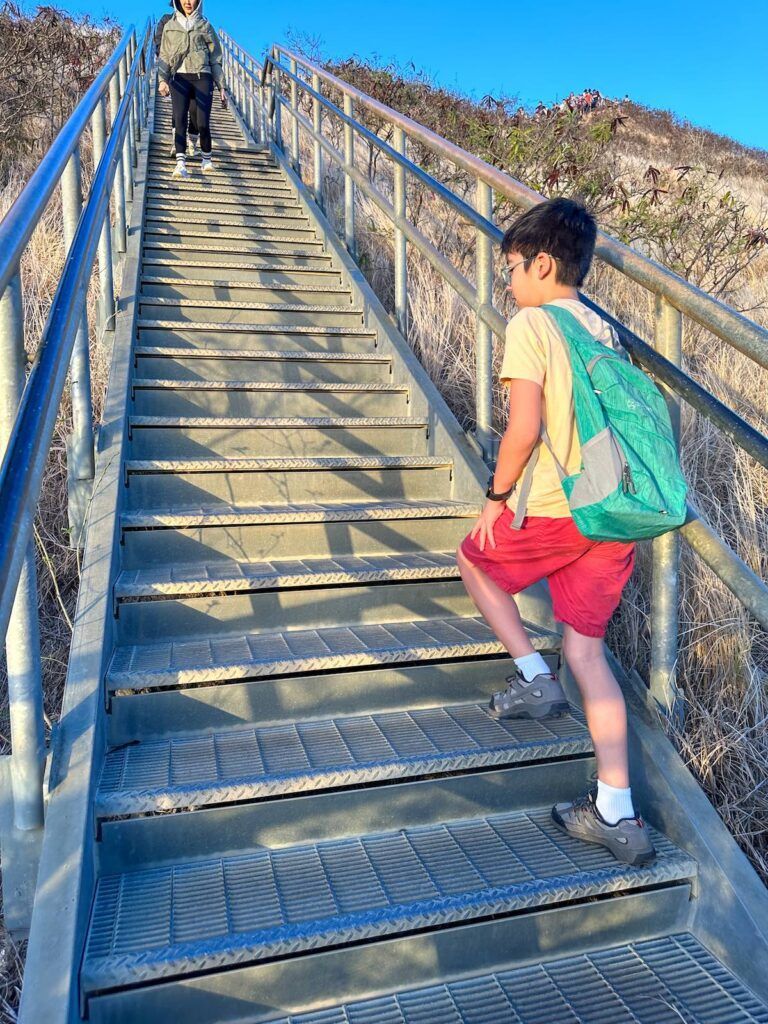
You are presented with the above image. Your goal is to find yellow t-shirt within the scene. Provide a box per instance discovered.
[499,298,620,518]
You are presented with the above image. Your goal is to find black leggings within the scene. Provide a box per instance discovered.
[172,97,199,137]
[171,73,213,156]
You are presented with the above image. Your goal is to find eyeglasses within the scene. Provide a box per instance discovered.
[501,253,556,283]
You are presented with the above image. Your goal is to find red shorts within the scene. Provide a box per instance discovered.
[460,507,635,638]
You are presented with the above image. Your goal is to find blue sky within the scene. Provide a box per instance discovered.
[71,0,765,151]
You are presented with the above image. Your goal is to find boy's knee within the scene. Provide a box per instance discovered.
[562,630,606,670]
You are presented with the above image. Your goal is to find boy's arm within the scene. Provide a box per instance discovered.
[492,379,542,493]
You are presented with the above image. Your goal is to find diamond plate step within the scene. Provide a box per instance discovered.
[124,455,449,505]
[133,345,389,383]
[146,195,302,212]
[115,549,460,600]
[143,226,322,247]
[141,258,341,283]
[134,322,378,355]
[106,613,555,691]
[140,277,351,306]
[136,296,362,328]
[256,933,768,1024]
[142,239,327,258]
[130,380,408,417]
[120,498,480,567]
[146,211,311,230]
[128,415,428,459]
[96,703,591,817]
[81,808,695,994]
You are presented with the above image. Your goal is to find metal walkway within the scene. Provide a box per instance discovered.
[3,24,768,1024]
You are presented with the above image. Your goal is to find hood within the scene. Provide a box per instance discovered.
[173,0,203,16]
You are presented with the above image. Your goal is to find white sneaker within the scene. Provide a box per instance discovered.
[201,155,214,175]
[187,134,200,157]
[172,157,190,180]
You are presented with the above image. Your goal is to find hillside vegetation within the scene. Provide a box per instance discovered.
[295,50,768,882]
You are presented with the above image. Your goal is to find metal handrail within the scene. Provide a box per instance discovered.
[0,20,153,831]
[221,32,767,721]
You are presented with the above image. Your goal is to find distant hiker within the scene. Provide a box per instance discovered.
[457,198,659,868]
[157,0,227,179]
[155,0,201,159]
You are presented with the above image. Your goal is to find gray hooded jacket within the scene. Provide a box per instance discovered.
[157,0,224,87]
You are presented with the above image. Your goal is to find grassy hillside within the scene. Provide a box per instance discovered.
[303,52,768,882]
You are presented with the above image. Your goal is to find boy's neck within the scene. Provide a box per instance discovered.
[531,284,580,307]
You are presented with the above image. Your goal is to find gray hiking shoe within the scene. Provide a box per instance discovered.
[488,670,569,721]
[552,787,656,866]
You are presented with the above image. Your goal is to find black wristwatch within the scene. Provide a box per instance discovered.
[486,476,514,501]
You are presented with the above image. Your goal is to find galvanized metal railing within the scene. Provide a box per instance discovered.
[221,33,768,723]
[0,21,153,831]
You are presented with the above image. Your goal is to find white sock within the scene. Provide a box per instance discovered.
[596,780,635,825]
[514,652,551,683]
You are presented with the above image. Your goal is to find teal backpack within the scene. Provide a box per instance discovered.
[511,303,688,542]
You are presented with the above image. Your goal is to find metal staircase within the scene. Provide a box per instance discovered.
[3,23,768,1024]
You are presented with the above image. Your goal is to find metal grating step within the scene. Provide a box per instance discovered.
[134,323,377,340]
[96,703,591,816]
[258,933,768,1024]
[81,808,694,993]
[140,276,351,298]
[130,380,404,395]
[137,297,359,317]
[140,258,339,276]
[115,549,460,598]
[106,613,553,691]
[121,497,480,529]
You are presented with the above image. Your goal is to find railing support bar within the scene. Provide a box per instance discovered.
[289,57,300,172]
[118,56,134,204]
[60,149,96,546]
[90,97,116,336]
[650,297,684,723]
[0,274,45,831]
[311,71,323,206]
[343,93,356,257]
[393,126,408,339]
[109,73,128,254]
[475,179,494,461]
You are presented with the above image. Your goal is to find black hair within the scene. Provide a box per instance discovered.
[500,197,597,287]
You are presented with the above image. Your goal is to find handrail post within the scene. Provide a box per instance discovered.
[0,274,46,831]
[343,93,356,257]
[90,96,116,336]
[272,53,283,151]
[311,71,323,206]
[289,56,300,172]
[118,54,134,204]
[475,179,494,461]
[247,60,256,138]
[651,296,684,723]
[60,148,96,545]
[393,126,408,339]
[109,71,128,254]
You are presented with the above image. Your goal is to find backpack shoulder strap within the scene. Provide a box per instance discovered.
[510,426,566,529]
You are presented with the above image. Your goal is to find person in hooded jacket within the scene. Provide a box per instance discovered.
[155,0,200,158]
[157,0,227,179]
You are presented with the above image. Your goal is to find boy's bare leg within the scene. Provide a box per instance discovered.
[457,548,535,657]
[561,625,629,789]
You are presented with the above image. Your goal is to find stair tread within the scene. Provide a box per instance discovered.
[129,415,427,429]
[138,297,359,314]
[97,702,591,816]
[142,242,328,255]
[81,807,694,992]
[247,934,768,1024]
[122,497,480,528]
[132,380,404,392]
[144,229,320,243]
[106,613,555,690]
[141,276,350,295]
[141,260,339,274]
[126,454,447,472]
[115,549,460,597]
[135,325,377,339]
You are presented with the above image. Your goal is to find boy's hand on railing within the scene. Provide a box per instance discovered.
[158,81,170,97]
[470,499,507,552]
